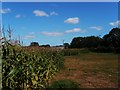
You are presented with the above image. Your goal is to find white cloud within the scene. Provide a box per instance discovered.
[15,14,21,18]
[33,10,49,17]
[41,32,63,36]
[90,26,102,31]
[50,11,58,16]
[24,35,35,39]
[0,8,11,14]
[24,32,35,39]
[65,28,84,33]
[64,17,79,24]
[41,27,85,36]
[109,20,120,26]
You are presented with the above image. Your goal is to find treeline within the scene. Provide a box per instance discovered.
[69,28,120,53]
[29,42,50,47]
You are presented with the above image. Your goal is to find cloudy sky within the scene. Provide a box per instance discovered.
[1,2,119,46]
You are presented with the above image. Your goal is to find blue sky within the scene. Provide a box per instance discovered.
[1,2,119,46]
[2,0,120,2]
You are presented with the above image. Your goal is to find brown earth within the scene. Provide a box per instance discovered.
[49,53,119,88]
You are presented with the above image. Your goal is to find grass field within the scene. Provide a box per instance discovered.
[50,52,119,88]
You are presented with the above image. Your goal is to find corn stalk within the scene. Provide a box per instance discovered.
[2,26,64,89]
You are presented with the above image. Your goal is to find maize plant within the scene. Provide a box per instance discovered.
[2,42,64,90]
[1,27,64,90]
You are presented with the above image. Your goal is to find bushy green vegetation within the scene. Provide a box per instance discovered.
[46,80,80,89]
[2,43,64,90]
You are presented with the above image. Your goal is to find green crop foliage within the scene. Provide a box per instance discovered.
[2,42,64,90]
[1,26,64,89]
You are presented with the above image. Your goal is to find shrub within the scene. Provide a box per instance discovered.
[46,80,80,89]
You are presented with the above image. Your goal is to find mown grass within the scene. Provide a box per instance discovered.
[51,51,119,88]
[66,52,119,83]
[62,48,91,56]
[75,53,118,73]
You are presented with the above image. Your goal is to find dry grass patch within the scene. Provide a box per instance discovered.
[50,53,119,88]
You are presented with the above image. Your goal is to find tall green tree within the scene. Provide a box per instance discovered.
[70,36,101,48]
[64,43,69,49]
[103,28,120,48]
[30,42,39,46]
